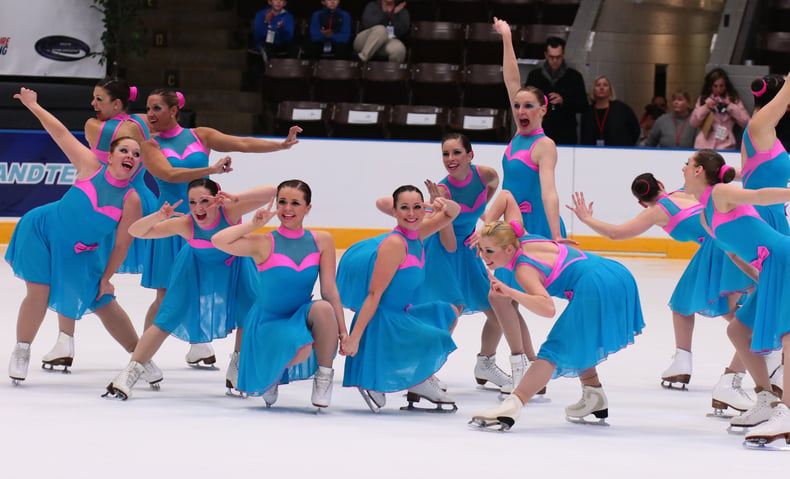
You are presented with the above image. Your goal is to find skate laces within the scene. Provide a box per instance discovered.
[315,372,332,394]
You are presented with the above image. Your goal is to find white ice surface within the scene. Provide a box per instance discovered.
[0,253,785,477]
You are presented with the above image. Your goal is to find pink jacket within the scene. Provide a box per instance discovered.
[689,97,750,150]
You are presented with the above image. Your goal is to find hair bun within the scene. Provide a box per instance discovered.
[176,91,185,109]
[128,86,138,102]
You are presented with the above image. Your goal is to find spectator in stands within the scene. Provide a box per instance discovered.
[689,68,750,150]
[580,75,640,147]
[650,95,668,113]
[637,104,663,146]
[525,36,587,145]
[645,90,697,148]
[304,0,352,59]
[253,0,297,62]
[354,0,410,63]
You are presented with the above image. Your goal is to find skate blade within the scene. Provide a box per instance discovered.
[660,380,688,390]
[707,410,737,419]
[10,378,24,386]
[400,401,458,413]
[565,415,610,426]
[41,363,71,374]
[743,438,790,451]
[187,362,218,370]
[101,385,128,401]
[727,424,752,435]
[225,388,247,398]
[476,384,506,393]
[498,392,550,404]
[357,388,383,413]
[42,357,73,367]
[468,417,512,432]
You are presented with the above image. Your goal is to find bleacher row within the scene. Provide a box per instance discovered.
[756,0,790,73]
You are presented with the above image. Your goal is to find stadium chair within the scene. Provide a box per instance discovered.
[312,59,363,103]
[447,107,509,142]
[275,100,330,138]
[408,21,466,64]
[410,62,464,107]
[361,62,411,105]
[463,64,508,109]
[328,102,390,139]
[263,58,315,103]
[388,104,449,140]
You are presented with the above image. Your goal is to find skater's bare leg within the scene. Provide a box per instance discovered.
[144,288,166,330]
[672,312,694,352]
[480,309,502,357]
[234,328,243,353]
[307,300,339,368]
[489,293,524,354]
[56,315,76,336]
[130,325,169,364]
[728,318,770,390]
[782,336,790,407]
[579,368,602,387]
[95,301,139,353]
[516,306,536,361]
[512,358,555,404]
[16,282,50,343]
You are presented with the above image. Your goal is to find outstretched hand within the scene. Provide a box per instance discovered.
[202,191,238,209]
[282,126,302,149]
[211,156,233,175]
[424,179,448,204]
[251,197,276,227]
[13,87,38,109]
[158,200,185,220]
[565,192,594,222]
[492,17,511,37]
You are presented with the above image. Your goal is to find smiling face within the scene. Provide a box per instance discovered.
[478,236,515,270]
[393,190,425,231]
[441,137,473,178]
[187,185,219,226]
[512,90,545,135]
[277,186,311,228]
[106,138,141,180]
[146,95,178,132]
[91,86,121,121]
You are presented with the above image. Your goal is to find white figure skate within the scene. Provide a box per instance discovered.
[402,376,457,413]
[565,385,609,426]
[140,360,163,390]
[474,354,511,392]
[9,342,30,385]
[186,343,216,368]
[501,354,547,400]
[358,388,386,413]
[103,361,145,400]
[311,366,334,408]
[262,383,279,408]
[709,372,755,417]
[469,394,523,432]
[744,403,790,450]
[661,348,691,389]
[41,331,74,373]
[225,351,245,397]
[729,387,780,432]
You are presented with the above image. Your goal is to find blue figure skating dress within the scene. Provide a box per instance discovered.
[91,113,157,274]
[338,227,457,393]
[655,193,753,317]
[153,207,257,343]
[419,165,490,313]
[701,185,790,353]
[237,227,323,396]
[5,165,136,319]
[742,127,790,234]
[494,235,644,378]
[142,126,210,289]
[502,128,567,238]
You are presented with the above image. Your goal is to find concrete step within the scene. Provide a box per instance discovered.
[128,48,248,69]
[146,28,241,49]
[185,89,261,113]
[126,67,244,91]
[195,111,260,135]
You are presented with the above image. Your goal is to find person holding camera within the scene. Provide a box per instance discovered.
[690,68,750,150]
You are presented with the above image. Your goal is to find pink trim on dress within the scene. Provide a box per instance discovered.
[742,135,786,184]
[459,190,488,214]
[187,238,214,249]
[518,201,532,214]
[394,225,419,240]
[446,169,473,188]
[701,185,763,235]
[74,242,99,254]
[157,125,184,139]
[160,141,210,161]
[103,167,131,188]
[518,128,545,138]
[277,226,305,239]
[257,252,320,272]
[503,143,540,171]
[73,174,124,222]
[750,246,769,273]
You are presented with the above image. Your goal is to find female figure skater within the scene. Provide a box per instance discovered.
[6,88,150,385]
[683,149,790,448]
[141,89,301,368]
[338,186,460,412]
[376,133,510,392]
[494,17,566,241]
[566,174,754,415]
[469,194,644,431]
[211,180,346,409]
[40,78,157,372]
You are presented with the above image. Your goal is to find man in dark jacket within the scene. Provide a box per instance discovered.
[525,37,586,145]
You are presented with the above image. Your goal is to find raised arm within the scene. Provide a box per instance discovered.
[493,18,521,106]
[340,234,404,356]
[749,73,790,151]
[565,192,666,240]
[418,197,461,241]
[15,88,98,176]
[128,200,191,239]
[195,125,301,153]
[715,183,790,210]
[210,204,276,263]
[315,231,348,340]
[141,140,231,183]
[213,186,277,223]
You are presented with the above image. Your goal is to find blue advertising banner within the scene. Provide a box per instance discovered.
[0,130,158,217]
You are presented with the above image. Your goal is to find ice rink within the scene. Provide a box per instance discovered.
[0,250,785,477]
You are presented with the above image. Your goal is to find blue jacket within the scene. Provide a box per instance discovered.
[253,8,295,48]
[309,7,351,44]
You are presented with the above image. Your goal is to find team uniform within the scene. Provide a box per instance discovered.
[338,227,457,393]
[236,227,322,396]
[91,113,157,274]
[502,128,567,238]
[655,193,753,317]
[742,127,790,235]
[142,126,210,289]
[420,166,490,313]
[153,207,257,343]
[5,165,136,319]
[494,235,644,378]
